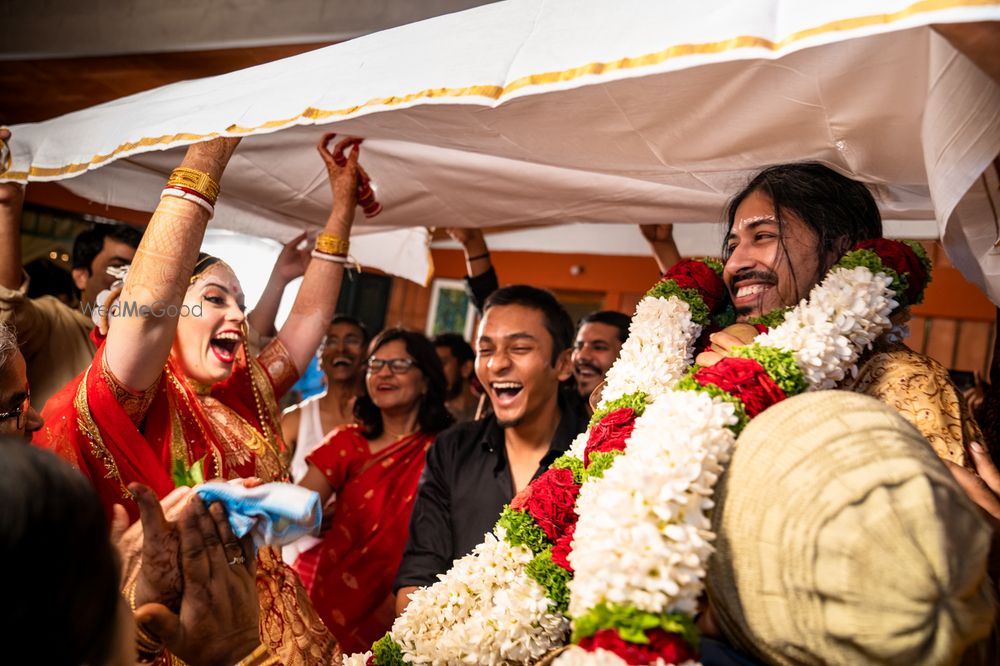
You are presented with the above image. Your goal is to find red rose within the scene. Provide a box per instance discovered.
[853,239,928,305]
[693,356,786,417]
[523,467,580,542]
[579,628,696,664]
[585,407,636,467]
[663,260,727,313]
[551,523,576,572]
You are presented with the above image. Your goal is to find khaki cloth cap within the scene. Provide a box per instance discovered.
[707,391,995,666]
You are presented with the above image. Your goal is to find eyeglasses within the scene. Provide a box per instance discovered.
[0,391,29,430]
[366,358,417,374]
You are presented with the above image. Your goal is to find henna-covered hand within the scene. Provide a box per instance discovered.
[131,483,187,612]
[182,136,242,179]
[317,133,365,226]
[135,496,260,666]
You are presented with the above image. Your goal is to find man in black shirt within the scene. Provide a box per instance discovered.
[394,285,587,614]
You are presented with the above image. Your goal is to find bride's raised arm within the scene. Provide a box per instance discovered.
[276,134,365,373]
[104,137,240,391]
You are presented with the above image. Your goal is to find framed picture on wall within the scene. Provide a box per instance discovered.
[426,278,476,340]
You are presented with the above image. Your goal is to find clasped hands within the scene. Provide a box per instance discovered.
[116,483,261,666]
[694,322,759,368]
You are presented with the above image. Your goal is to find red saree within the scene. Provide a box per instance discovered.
[293,426,434,654]
[35,335,347,664]
[35,335,297,522]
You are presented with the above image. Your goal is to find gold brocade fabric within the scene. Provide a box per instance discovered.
[841,340,982,469]
[257,547,342,665]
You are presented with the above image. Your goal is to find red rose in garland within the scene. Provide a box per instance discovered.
[585,407,636,466]
[853,239,928,306]
[663,260,726,313]
[523,467,580,542]
[552,522,576,572]
[693,356,785,417]
[579,628,696,664]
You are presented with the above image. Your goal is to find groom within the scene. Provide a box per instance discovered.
[700,162,982,468]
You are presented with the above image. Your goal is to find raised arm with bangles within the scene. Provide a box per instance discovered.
[35,132,370,664]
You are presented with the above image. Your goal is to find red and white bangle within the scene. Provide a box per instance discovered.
[161,186,215,216]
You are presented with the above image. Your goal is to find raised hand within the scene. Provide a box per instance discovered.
[317,133,365,226]
[639,223,674,244]
[0,129,24,206]
[273,231,311,283]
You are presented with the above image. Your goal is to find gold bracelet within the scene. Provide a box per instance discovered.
[234,643,276,665]
[314,232,349,257]
[135,622,165,663]
[166,167,221,205]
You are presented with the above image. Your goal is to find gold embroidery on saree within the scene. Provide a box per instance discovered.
[74,368,130,499]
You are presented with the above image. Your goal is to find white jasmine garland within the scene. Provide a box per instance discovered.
[755,267,895,389]
[341,652,372,666]
[600,296,700,405]
[568,392,736,618]
[567,431,590,462]
[389,527,568,665]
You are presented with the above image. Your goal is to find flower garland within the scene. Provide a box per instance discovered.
[349,260,717,666]
[347,239,930,666]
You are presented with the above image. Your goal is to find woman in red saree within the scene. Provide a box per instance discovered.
[295,328,454,653]
[35,133,370,663]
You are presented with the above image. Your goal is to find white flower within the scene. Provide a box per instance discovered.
[568,392,736,618]
[341,652,372,665]
[757,267,894,389]
[391,529,568,664]
[600,296,700,405]
[568,431,590,462]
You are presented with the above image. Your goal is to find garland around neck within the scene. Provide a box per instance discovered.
[344,239,930,666]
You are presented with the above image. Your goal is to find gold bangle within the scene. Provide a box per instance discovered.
[314,232,349,257]
[234,643,274,665]
[166,167,221,205]
[135,622,165,663]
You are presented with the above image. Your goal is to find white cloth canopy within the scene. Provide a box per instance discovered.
[3,0,999,296]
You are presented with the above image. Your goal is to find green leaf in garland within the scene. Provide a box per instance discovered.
[835,248,909,307]
[525,548,572,613]
[747,306,791,329]
[496,507,550,554]
[586,450,625,480]
[701,257,725,278]
[572,602,700,649]
[645,280,711,327]
[172,455,207,488]
[676,374,748,435]
[551,454,586,485]
[590,390,648,428]
[371,633,405,666]
[729,343,807,396]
